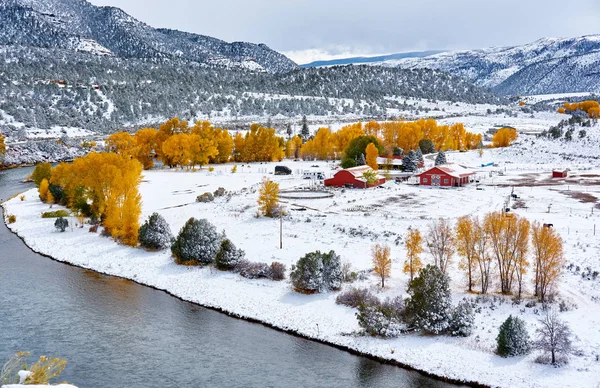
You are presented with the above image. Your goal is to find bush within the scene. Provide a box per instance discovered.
[48,184,67,206]
[196,192,215,203]
[215,238,245,270]
[171,218,220,265]
[496,315,531,357]
[269,261,286,280]
[19,195,25,201]
[54,217,68,232]
[89,225,99,233]
[335,287,379,308]
[356,296,405,337]
[234,260,270,279]
[405,265,452,334]
[213,187,226,197]
[290,250,342,293]
[449,300,475,337]
[138,212,174,250]
[41,210,70,218]
[7,214,16,224]
[340,158,357,169]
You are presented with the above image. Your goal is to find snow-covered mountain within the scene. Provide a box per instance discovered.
[384,35,600,95]
[0,0,298,72]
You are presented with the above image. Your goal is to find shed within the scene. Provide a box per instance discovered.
[376,156,403,170]
[417,164,476,187]
[324,166,385,188]
[552,170,568,178]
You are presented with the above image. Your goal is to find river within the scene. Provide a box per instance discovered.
[0,167,459,388]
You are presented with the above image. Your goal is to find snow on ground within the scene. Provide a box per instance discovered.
[4,140,600,387]
[23,126,95,141]
[523,93,598,105]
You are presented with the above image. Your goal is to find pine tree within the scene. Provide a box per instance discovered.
[54,217,68,232]
[449,300,475,337]
[497,315,531,357]
[138,212,174,250]
[290,251,324,293]
[300,115,310,140]
[402,150,417,172]
[435,150,447,166]
[357,153,366,166]
[215,236,245,270]
[286,123,293,139]
[171,218,221,265]
[322,250,342,291]
[405,264,452,334]
[415,148,424,165]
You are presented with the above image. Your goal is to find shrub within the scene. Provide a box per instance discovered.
[171,218,220,265]
[215,238,245,270]
[41,210,70,218]
[231,165,238,173]
[138,213,174,250]
[405,264,452,334]
[290,250,342,293]
[89,225,99,233]
[19,195,25,201]
[497,315,531,357]
[196,192,215,203]
[27,355,67,384]
[7,214,16,224]
[356,296,405,337]
[340,158,357,169]
[269,261,286,280]
[208,166,215,172]
[336,287,379,308]
[48,184,67,206]
[234,260,270,279]
[213,187,226,197]
[449,299,475,337]
[54,217,68,232]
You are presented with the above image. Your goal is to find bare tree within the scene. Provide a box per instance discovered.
[426,218,455,273]
[473,217,492,294]
[535,308,572,365]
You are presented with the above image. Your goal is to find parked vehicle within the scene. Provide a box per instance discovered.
[303,171,325,180]
[274,166,292,175]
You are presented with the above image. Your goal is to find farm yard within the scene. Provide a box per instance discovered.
[4,134,600,388]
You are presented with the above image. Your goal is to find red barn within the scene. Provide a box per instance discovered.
[552,170,568,178]
[417,164,475,187]
[324,166,385,188]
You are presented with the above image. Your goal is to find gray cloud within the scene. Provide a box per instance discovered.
[89,0,600,62]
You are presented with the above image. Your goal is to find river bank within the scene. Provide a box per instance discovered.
[5,160,599,388]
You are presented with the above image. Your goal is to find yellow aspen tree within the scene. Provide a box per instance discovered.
[365,142,379,170]
[233,132,245,162]
[106,132,138,157]
[257,177,279,217]
[39,178,50,202]
[403,229,424,282]
[134,127,158,169]
[0,133,6,156]
[455,215,478,292]
[372,243,392,288]
[426,218,455,273]
[531,223,565,302]
[492,128,518,148]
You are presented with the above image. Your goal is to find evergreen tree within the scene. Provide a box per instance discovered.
[300,115,310,140]
[449,300,475,337]
[393,147,404,157]
[357,153,366,166]
[415,148,424,164]
[356,298,405,338]
[418,139,435,154]
[435,150,447,166]
[138,212,174,250]
[286,123,293,139]
[497,315,531,357]
[215,237,245,270]
[403,150,417,172]
[322,250,342,291]
[290,251,324,293]
[171,218,220,265]
[405,264,452,334]
[54,217,68,232]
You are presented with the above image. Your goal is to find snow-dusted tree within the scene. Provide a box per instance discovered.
[426,218,455,273]
[449,299,475,337]
[300,115,309,140]
[356,297,405,338]
[497,315,531,357]
[290,251,324,293]
[215,237,245,270]
[405,265,452,334]
[402,150,417,172]
[535,309,572,365]
[322,250,342,291]
[54,217,68,233]
[171,218,220,265]
[138,212,174,250]
[434,150,447,166]
[357,153,366,166]
[415,148,424,165]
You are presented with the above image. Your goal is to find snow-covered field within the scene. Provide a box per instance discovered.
[4,134,600,387]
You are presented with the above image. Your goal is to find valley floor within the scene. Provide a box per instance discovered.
[3,137,600,388]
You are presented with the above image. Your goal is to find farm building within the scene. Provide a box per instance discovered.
[552,170,568,178]
[324,166,385,188]
[376,156,403,170]
[417,164,476,187]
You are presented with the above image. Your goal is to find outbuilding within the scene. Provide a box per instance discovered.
[552,170,568,178]
[324,166,385,188]
[417,164,476,187]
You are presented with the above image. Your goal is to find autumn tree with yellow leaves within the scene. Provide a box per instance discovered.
[403,229,424,282]
[455,215,478,292]
[39,178,50,203]
[531,222,564,302]
[372,243,392,288]
[134,127,159,169]
[0,133,6,158]
[257,177,280,217]
[492,127,518,148]
[365,142,379,170]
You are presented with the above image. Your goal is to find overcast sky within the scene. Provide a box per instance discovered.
[89,0,600,64]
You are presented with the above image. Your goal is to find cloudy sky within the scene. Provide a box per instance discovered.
[89,0,600,64]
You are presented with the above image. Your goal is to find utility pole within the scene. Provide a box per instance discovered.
[279,213,283,249]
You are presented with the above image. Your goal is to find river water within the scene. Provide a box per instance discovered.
[0,167,458,388]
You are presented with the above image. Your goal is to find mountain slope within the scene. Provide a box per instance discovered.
[0,0,297,72]
[301,50,444,68]
[384,35,600,94]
